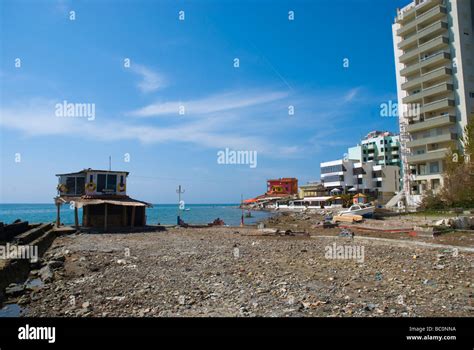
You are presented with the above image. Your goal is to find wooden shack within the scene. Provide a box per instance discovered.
[54,169,151,231]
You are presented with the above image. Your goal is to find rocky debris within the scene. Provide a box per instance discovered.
[434,216,474,230]
[5,283,26,297]
[11,224,472,318]
[38,265,54,283]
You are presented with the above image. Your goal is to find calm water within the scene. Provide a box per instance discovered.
[0,204,272,226]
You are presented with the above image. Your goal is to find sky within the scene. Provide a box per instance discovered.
[0,0,409,204]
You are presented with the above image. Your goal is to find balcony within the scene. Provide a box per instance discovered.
[421,97,455,114]
[400,35,449,64]
[406,114,456,133]
[414,0,444,15]
[397,17,418,37]
[406,148,449,163]
[401,66,452,91]
[400,51,450,77]
[416,5,447,28]
[403,82,453,104]
[406,132,457,148]
[419,34,449,54]
[398,20,448,51]
[398,32,419,50]
[417,20,448,42]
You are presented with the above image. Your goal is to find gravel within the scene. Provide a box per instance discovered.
[13,223,474,317]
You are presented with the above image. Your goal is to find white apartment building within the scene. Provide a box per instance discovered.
[393,0,474,206]
[320,159,400,204]
[348,131,401,168]
[320,159,356,191]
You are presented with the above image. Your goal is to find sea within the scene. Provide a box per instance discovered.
[0,204,272,227]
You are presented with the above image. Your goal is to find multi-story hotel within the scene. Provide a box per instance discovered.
[348,131,401,168]
[320,159,400,204]
[392,0,474,205]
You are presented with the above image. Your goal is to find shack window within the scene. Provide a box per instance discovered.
[97,174,117,192]
[97,174,106,192]
[76,177,85,195]
[66,177,76,195]
[107,174,117,191]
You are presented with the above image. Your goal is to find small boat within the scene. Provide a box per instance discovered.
[244,211,253,218]
[339,204,375,218]
[184,208,190,211]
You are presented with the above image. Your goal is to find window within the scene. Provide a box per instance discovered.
[97,174,117,192]
[321,164,344,174]
[66,177,76,195]
[76,177,85,195]
[107,174,117,192]
[322,175,344,183]
[65,176,85,195]
[97,174,106,192]
[470,92,474,98]
[429,162,440,174]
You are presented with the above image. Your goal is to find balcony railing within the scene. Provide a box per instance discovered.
[406,148,449,163]
[406,114,456,132]
[406,132,457,148]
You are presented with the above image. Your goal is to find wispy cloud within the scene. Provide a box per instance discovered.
[130,64,166,93]
[0,87,384,159]
[343,87,361,103]
[129,90,288,117]
[0,98,272,153]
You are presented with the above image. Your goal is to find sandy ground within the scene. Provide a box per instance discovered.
[12,222,473,317]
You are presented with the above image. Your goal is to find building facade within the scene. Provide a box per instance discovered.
[348,131,401,168]
[298,182,326,199]
[266,178,298,195]
[392,0,474,204]
[320,159,401,204]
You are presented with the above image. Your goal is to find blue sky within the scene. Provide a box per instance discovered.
[0,0,408,203]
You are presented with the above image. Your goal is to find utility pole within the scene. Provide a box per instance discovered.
[176,185,185,225]
[240,194,244,227]
[109,156,112,171]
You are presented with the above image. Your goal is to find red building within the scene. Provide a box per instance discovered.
[266,178,298,195]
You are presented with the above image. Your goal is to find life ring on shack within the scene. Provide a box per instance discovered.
[118,183,126,192]
[85,182,96,192]
[57,184,68,193]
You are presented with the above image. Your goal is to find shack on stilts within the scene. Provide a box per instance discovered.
[54,169,151,231]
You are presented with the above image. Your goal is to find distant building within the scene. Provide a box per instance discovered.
[54,168,151,230]
[320,159,401,204]
[298,182,326,199]
[347,131,401,168]
[266,178,298,195]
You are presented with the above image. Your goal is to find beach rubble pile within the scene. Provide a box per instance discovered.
[434,216,474,230]
[9,225,473,318]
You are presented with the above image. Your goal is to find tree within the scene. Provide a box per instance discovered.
[439,123,474,208]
